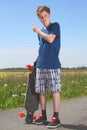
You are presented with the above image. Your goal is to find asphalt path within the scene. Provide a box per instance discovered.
[0,96,87,130]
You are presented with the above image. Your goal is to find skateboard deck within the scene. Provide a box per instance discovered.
[24,61,39,113]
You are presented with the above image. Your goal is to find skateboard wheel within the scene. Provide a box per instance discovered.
[26,64,33,70]
[18,112,25,118]
[33,114,37,119]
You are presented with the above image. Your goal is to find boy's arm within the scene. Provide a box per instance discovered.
[32,24,56,43]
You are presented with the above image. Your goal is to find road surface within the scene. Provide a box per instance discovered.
[0,96,87,130]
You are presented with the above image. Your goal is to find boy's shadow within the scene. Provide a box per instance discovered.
[60,123,87,130]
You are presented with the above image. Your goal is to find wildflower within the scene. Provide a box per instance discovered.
[23,83,26,86]
[17,84,20,87]
[21,93,26,96]
[12,94,18,97]
[4,84,8,87]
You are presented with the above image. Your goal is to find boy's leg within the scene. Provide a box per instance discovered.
[34,93,47,124]
[40,93,46,110]
[35,68,47,111]
[47,69,61,128]
[34,69,47,124]
[47,92,61,128]
[52,92,60,113]
[47,69,61,114]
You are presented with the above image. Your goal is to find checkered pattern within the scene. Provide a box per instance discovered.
[35,68,61,93]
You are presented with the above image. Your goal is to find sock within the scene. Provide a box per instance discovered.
[53,112,59,120]
[42,110,46,118]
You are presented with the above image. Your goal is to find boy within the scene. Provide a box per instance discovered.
[32,6,61,128]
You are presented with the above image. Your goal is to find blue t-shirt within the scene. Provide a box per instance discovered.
[36,22,61,69]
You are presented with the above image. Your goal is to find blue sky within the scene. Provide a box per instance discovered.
[0,0,87,68]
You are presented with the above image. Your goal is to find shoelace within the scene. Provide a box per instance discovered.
[51,116,57,123]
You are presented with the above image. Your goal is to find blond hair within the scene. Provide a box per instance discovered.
[36,6,50,17]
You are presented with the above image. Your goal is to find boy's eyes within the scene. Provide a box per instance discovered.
[40,15,48,19]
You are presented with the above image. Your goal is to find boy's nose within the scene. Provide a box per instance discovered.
[42,17,46,22]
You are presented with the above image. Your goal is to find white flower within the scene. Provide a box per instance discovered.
[23,83,26,86]
[4,84,8,87]
[12,94,18,97]
[18,84,20,87]
[21,93,26,96]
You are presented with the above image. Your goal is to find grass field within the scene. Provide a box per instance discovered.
[0,69,87,110]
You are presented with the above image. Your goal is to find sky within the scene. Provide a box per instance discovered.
[0,0,87,69]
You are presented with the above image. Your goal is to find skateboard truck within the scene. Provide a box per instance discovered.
[25,112,34,124]
[18,112,37,123]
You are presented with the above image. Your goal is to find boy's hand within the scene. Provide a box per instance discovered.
[32,24,41,33]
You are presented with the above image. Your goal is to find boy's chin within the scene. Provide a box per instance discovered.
[44,22,50,28]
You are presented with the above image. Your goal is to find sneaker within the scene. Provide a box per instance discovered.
[34,114,47,124]
[25,112,33,124]
[47,116,61,128]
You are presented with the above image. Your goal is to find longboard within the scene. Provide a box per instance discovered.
[24,61,39,123]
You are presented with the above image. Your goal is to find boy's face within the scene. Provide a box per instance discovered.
[38,11,50,27]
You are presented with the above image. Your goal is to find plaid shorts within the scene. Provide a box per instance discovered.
[35,68,61,93]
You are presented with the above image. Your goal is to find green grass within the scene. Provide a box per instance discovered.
[61,69,87,99]
[0,69,87,110]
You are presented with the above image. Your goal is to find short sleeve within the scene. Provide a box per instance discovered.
[50,22,60,36]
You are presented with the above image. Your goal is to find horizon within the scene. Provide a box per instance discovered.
[0,65,87,70]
